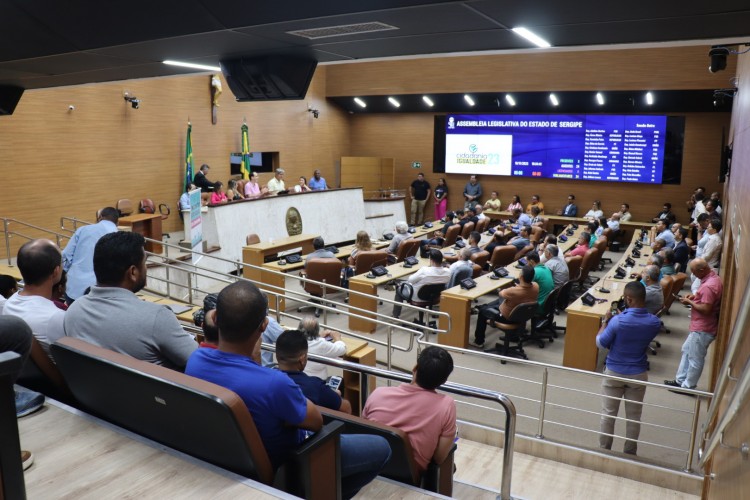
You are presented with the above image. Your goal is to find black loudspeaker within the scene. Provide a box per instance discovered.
[220,55,317,101]
[0,86,24,115]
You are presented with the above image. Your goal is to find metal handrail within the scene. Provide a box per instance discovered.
[697,284,750,467]
[1,217,74,263]
[266,345,518,500]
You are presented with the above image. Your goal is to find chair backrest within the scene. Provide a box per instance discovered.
[246,233,261,245]
[50,337,275,485]
[201,192,211,205]
[556,279,575,310]
[579,247,599,284]
[236,179,249,196]
[504,302,538,326]
[660,275,674,302]
[443,225,461,247]
[28,337,71,400]
[592,236,607,267]
[564,255,583,282]
[538,286,561,319]
[353,250,388,276]
[304,258,344,296]
[412,283,446,305]
[514,243,534,261]
[664,272,688,311]
[490,245,517,269]
[460,222,475,239]
[395,238,420,262]
[448,265,473,288]
[602,227,614,241]
[470,250,490,270]
[139,198,156,214]
[116,199,133,216]
[674,262,681,273]
[530,226,545,243]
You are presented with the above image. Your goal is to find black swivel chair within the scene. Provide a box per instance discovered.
[484,302,538,362]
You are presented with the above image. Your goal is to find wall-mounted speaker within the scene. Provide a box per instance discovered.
[220,55,317,102]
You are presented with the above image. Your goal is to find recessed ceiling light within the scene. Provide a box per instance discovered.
[354,97,367,108]
[596,92,605,105]
[422,96,434,107]
[549,93,559,106]
[505,94,516,107]
[388,97,400,108]
[646,92,654,105]
[163,60,221,72]
[511,27,551,48]
[464,94,475,106]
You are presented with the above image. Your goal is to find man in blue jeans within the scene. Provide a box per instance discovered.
[186,281,390,499]
[596,281,661,455]
[665,258,723,390]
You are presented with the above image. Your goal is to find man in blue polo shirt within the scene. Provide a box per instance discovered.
[186,281,389,499]
[308,169,328,190]
[596,281,661,455]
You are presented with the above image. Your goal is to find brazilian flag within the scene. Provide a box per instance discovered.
[184,123,193,192]
[240,123,251,180]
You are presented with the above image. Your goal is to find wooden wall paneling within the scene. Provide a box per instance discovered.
[327,46,735,96]
[0,67,351,257]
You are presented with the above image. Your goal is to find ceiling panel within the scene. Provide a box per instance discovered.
[0,2,79,61]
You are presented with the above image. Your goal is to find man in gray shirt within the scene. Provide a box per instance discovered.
[304,237,336,268]
[543,244,569,287]
[64,231,197,370]
[463,175,483,210]
[641,265,664,315]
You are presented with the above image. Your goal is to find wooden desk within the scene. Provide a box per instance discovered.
[563,233,654,371]
[242,234,317,309]
[119,213,163,254]
[136,294,201,325]
[0,263,22,281]
[341,337,376,416]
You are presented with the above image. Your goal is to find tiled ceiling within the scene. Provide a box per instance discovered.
[1,0,750,90]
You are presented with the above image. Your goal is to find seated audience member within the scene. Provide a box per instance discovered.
[458,207,479,227]
[618,203,632,222]
[558,194,578,217]
[349,230,373,266]
[653,202,677,224]
[607,212,621,232]
[260,315,285,367]
[64,232,197,369]
[530,206,546,227]
[673,228,690,272]
[449,247,473,272]
[648,253,664,277]
[585,200,604,220]
[691,192,708,221]
[467,231,482,254]
[526,194,545,215]
[52,271,68,311]
[538,234,558,256]
[513,208,533,229]
[506,194,523,212]
[588,222,599,247]
[709,192,722,214]
[653,219,675,249]
[179,183,197,210]
[543,245,569,287]
[186,281,390,497]
[304,237,335,268]
[298,315,347,380]
[308,169,328,191]
[597,281,661,456]
[691,213,711,257]
[596,216,607,238]
[652,238,666,253]
[276,329,352,414]
[387,221,410,255]
[565,232,591,258]
[474,204,487,221]
[363,346,457,474]
[392,249,451,319]
[705,199,720,220]
[507,226,532,252]
[659,248,677,276]
[527,252,555,313]
[472,265,538,348]
[192,292,219,348]
[209,182,228,204]
[641,265,664,314]
[267,168,286,194]
[294,176,312,193]
[483,191,502,211]
[62,206,119,303]
[194,164,218,192]
[244,171,267,198]
[702,219,723,270]
[2,239,65,356]
[0,274,19,314]
[671,222,682,235]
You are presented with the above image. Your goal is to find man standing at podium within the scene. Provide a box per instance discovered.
[193,164,218,192]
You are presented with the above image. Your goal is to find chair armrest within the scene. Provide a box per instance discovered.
[280,420,344,500]
[422,443,456,496]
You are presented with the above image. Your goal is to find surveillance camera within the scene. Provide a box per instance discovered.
[68,105,75,111]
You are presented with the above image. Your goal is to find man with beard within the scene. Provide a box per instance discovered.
[64,231,196,370]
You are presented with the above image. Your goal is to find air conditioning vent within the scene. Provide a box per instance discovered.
[288,22,398,40]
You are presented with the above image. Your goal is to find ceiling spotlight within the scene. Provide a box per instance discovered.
[511,27,551,48]
[388,97,400,108]
[163,60,221,72]
[123,92,140,109]
[645,92,654,105]
[353,97,367,108]
[596,93,605,105]
[422,96,434,107]
[505,94,516,107]
[464,94,475,106]
[549,93,559,106]
[708,47,729,73]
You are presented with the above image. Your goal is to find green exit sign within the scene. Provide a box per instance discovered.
[412,161,422,168]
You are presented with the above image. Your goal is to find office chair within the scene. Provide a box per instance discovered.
[299,258,344,317]
[484,302,538,362]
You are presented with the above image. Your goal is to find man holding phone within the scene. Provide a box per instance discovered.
[596,281,661,455]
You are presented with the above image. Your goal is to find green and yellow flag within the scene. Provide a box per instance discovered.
[240,123,250,180]
[184,122,194,192]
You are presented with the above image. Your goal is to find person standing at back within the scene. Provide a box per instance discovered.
[308,169,328,190]
[409,173,431,225]
[463,175,482,210]
[62,207,119,304]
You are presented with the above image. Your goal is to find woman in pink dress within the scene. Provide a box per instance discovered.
[210,182,228,204]
[433,177,448,220]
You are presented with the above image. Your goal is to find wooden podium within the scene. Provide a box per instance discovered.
[119,214,163,254]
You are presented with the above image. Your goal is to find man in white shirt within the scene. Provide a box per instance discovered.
[449,247,473,272]
[691,192,707,221]
[266,168,286,193]
[702,219,723,270]
[606,212,621,232]
[474,204,487,221]
[392,249,451,318]
[2,239,65,356]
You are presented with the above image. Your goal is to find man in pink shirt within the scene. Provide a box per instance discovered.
[665,258,723,390]
[362,346,456,473]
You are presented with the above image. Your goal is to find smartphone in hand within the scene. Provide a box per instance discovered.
[327,376,343,391]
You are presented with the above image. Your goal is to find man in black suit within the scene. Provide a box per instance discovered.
[193,164,218,192]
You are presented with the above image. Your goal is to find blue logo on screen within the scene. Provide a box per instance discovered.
[469,144,478,153]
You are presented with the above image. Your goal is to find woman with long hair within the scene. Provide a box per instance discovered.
[433,177,448,220]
